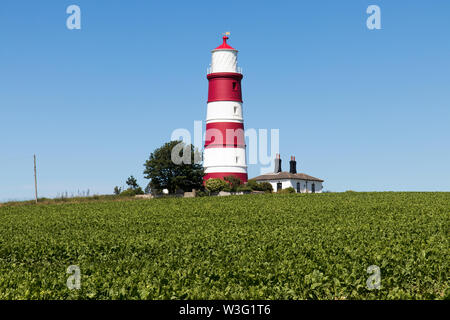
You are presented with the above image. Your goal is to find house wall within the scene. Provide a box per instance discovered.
[262,179,323,193]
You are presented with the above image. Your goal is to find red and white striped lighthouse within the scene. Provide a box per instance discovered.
[203,35,248,183]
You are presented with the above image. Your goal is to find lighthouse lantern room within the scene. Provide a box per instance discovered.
[203,35,248,183]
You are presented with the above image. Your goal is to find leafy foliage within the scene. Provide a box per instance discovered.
[121,175,144,195]
[126,176,139,190]
[224,175,242,192]
[205,178,229,193]
[0,192,448,299]
[120,188,144,197]
[247,179,273,193]
[236,185,252,192]
[113,186,122,195]
[279,187,296,194]
[143,141,204,194]
[259,182,273,192]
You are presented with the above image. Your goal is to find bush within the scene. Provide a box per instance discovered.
[120,187,144,197]
[205,178,229,193]
[246,179,258,190]
[196,190,208,197]
[224,175,242,192]
[247,179,273,193]
[236,185,252,193]
[222,185,232,192]
[278,187,295,194]
[119,189,136,197]
[258,182,273,193]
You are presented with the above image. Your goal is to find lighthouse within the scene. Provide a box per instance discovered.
[203,34,248,183]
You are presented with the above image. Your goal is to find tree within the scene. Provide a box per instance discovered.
[117,175,144,195]
[143,141,204,194]
[113,186,122,195]
[126,175,139,190]
[144,183,152,195]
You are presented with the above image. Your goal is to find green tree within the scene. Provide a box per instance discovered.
[113,186,122,195]
[126,175,139,190]
[143,141,204,194]
[120,175,144,195]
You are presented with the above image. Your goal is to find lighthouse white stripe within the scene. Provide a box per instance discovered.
[206,101,243,122]
[204,166,247,174]
[203,147,247,168]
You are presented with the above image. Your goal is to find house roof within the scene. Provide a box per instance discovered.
[252,171,324,182]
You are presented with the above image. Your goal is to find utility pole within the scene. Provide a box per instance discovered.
[34,154,38,203]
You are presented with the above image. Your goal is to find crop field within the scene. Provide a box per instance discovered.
[0,192,448,300]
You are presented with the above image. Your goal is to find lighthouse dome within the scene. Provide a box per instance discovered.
[213,36,237,51]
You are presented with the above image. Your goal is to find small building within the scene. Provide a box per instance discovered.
[252,154,324,193]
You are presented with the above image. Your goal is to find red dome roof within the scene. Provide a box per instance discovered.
[214,36,236,51]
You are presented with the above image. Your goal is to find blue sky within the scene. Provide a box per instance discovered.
[1,0,449,201]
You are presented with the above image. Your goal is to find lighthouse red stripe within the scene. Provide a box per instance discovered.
[204,144,246,148]
[204,122,245,148]
[207,73,243,103]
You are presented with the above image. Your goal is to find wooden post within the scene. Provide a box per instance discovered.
[34,154,38,203]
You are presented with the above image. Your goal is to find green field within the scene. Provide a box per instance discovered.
[0,192,448,300]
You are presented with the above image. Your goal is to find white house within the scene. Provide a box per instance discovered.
[252,154,324,193]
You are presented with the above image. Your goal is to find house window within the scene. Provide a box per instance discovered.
[277,182,282,192]
[234,106,238,115]
[312,183,316,193]
[235,156,239,163]
[232,82,237,91]
[296,182,300,193]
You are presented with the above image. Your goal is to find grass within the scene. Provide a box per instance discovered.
[0,192,448,299]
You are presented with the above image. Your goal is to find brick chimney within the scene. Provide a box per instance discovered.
[289,156,297,174]
[274,153,282,173]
